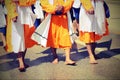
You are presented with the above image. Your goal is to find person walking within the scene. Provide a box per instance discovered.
[32,0,76,65]
[79,0,109,64]
[5,0,37,72]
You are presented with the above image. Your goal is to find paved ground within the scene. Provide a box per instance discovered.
[0,0,120,80]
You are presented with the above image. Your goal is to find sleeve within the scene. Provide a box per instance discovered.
[3,6,7,15]
[5,0,18,18]
[19,0,36,6]
[80,0,94,11]
[62,0,74,13]
[40,0,56,14]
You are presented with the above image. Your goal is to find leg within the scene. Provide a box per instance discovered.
[0,33,6,47]
[17,52,26,72]
[50,47,58,64]
[73,19,79,36]
[64,48,75,65]
[86,43,98,64]
[22,49,29,68]
[91,42,98,59]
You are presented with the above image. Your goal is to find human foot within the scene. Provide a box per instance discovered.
[18,67,26,72]
[65,60,76,66]
[52,58,59,64]
[89,55,98,64]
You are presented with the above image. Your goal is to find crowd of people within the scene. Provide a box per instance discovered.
[0,0,109,72]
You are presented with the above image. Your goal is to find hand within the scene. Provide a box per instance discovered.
[12,16,17,22]
[86,8,94,15]
[0,0,4,4]
[12,0,19,3]
[55,5,64,15]
[55,5,64,11]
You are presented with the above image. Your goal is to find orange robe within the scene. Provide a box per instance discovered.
[79,0,109,43]
[40,0,74,48]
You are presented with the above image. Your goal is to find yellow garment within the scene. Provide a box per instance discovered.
[40,0,74,48]
[19,0,36,6]
[5,0,18,52]
[80,0,93,11]
[40,0,74,14]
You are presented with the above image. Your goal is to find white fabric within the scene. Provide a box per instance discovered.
[79,1,106,35]
[34,0,44,19]
[17,6,37,27]
[12,21,25,53]
[73,0,81,8]
[0,5,7,27]
[31,14,51,47]
[11,5,36,53]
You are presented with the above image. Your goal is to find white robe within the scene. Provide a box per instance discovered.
[12,6,36,53]
[79,1,106,35]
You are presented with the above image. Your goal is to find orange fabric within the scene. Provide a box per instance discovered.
[47,14,72,48]
[79,20,109,43]
[24,24,37,48]
[41,0,74,48]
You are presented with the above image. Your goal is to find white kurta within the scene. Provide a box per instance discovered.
[79,1,106,35]
[17,6,36,27]
[12,6,36,53]
[0,4,7,27]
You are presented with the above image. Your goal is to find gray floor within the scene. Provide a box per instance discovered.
[0,0,120,80]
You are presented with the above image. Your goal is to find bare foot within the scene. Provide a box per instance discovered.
[65,60,76,65]
[52,58,58,64]
[89,55,98,64]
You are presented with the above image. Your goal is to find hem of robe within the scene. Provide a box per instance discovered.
[24,24,37,48]
[79,22,109,43]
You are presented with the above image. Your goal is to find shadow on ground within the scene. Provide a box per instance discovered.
[0,39,120,71]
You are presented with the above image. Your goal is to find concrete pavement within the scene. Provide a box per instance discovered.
[0,0,120,80]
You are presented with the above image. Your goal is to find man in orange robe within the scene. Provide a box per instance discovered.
[40,0,75,65]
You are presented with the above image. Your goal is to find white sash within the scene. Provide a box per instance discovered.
[31,14,51,47]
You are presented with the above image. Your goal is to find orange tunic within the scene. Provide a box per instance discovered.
[40,0,74,48]
[79,0,109,43]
